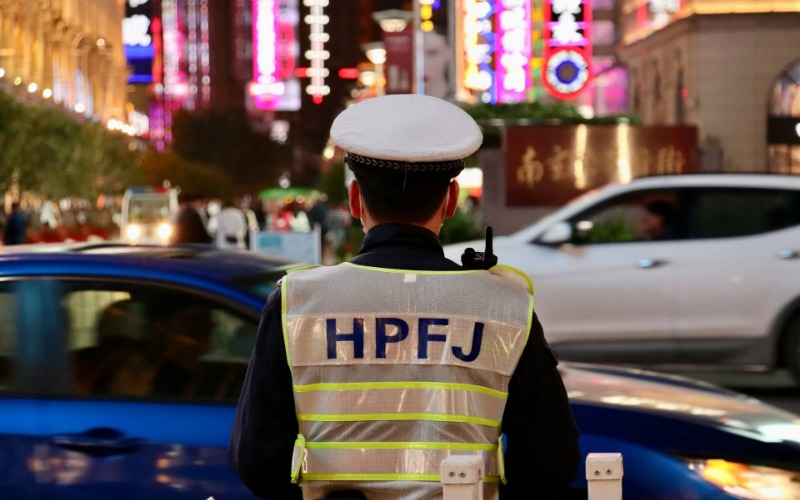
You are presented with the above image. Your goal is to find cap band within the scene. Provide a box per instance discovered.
[345,153,464,175]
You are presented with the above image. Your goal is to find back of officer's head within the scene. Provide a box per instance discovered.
[330,94,483,225]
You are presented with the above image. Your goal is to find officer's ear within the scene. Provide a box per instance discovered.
[348,180,362,220]
[444,180,460,219]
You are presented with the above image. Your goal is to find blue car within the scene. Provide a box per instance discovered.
[1,244,799,499]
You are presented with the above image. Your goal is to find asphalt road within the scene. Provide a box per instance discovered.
[675,370,800,416]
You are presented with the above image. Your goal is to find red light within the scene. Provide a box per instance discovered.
[312,95,323,104]
[338,68,360,80]
[294,67,308,78]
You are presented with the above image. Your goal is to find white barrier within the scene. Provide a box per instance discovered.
[441,455,483,500]
[586,453,624,499]
[440,453,623,499]
[250,226,321,264]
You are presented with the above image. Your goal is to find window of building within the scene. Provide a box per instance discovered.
[767,60,800,172]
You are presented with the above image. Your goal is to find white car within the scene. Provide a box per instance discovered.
[444,174,800,382]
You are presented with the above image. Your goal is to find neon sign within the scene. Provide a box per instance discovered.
[462,0,496,103]
[304,0,330,104]
[123,0,154,84]
[250,0,283,109]
[542,0,592,100]
[495,0,531,103]
[162,0,187,105]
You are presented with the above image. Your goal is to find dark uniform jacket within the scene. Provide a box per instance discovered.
[229,223,581,499]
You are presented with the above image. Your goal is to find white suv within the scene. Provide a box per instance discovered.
[444,174,800,381]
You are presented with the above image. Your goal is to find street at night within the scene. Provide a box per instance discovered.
[2,0,800,498]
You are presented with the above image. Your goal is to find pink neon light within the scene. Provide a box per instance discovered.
[495,0,532,103]
[251,0,280,110]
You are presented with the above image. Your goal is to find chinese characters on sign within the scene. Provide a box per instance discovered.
[542,0,592,100]
[506,125,699,206]
[461,0,496,102]
[495,0,532,102]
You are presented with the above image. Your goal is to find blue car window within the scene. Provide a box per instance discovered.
[64,282,258,402]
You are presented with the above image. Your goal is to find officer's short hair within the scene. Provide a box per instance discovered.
[330,94,483,223]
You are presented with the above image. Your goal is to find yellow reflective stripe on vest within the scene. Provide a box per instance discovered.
[305,441,498,452]
[298,412,502,428]
[282,264,533,488]
[293,381,507,399]
[301,473,501,483]
[302,446,499,478]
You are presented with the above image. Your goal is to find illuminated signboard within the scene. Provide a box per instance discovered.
[304,0,330,104]
[250,0,301,111]
[162,0,187,106]
[123,0,154,84]
[542,0,593,100]
[495,0,532,103]
[461,0,496,103]
[250,0,282,109]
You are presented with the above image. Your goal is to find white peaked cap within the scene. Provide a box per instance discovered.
[330,94,483,164]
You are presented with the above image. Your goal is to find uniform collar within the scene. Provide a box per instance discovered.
[359,223,444,256]
[349,223,461,271]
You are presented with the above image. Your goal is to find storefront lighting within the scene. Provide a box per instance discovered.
[13,76,22,86]
[371,10,412,33]
[0,68,5,78]
[42,88,52,99]
[359,70,377,87]
[74,103,86,113]
[27,82,38,93]
[362,42,387,65]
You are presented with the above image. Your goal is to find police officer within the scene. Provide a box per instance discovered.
[229,94,580,499]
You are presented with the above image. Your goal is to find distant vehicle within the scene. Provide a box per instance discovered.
[445,173,800,382]
[1,242,799,499]
[120,186,179,244]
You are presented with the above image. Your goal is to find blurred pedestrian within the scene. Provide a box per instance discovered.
[229,94,580,499]
[215,199,248,249]
[171,194,213,244]
[3,202,27,245]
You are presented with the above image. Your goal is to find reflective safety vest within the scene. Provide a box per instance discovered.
[282,262,533,500]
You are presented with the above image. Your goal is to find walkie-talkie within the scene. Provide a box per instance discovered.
[461,226,498,270]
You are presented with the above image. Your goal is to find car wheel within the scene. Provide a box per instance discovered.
[783,316,800,384]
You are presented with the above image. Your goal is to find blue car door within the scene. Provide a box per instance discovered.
[0,281,55,499]
[41,277,260,499]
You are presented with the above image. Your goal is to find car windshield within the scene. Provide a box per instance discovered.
[126,197,172,224]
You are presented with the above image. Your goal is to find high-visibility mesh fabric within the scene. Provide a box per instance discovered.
[284,264,530,500]
[301,480,499,500]
[298,420,499,447]
[287,264,529,322]
[293,365,511,393]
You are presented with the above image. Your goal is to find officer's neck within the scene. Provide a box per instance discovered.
[361,214,444,236]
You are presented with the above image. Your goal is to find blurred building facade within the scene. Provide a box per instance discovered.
[0,0,129,124]
[618,0,800,171]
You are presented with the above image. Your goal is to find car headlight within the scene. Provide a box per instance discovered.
[126,224,141,240]
[686,459,800,499]
[157,223,172,240]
